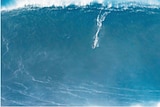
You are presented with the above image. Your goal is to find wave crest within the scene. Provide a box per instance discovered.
[1,0,160,11]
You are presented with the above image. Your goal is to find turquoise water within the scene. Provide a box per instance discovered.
[1,1,160,106]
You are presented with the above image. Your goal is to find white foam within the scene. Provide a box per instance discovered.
[1,0,160,11]
[157,102,160,107]
[88,102,160,107]
[130,102,160,107]
[87,102,160,107]
[1,0,104,11]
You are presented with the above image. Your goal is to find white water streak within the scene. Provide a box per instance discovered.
[92,10,110,49]
[2,37,9,56]
[14,82,28,90]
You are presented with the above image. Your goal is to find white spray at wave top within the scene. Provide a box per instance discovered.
[1,0,160,10]
[2,0,104,10]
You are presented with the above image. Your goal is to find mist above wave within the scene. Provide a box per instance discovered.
[1,0,160,11]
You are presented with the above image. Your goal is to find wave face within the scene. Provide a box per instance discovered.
[2,3,160,106]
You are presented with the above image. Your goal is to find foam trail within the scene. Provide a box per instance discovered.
[92,10,110,49]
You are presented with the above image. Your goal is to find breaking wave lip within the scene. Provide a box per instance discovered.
[1,0,160,11]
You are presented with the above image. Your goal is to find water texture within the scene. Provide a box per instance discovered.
[1,0,160,106]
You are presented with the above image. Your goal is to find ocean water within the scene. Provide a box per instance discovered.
[1,0,160,106]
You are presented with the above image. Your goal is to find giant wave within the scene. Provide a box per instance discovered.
[1,0,160,106]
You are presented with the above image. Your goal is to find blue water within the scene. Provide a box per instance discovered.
[1,1,160,106]
[1,0,13,6]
